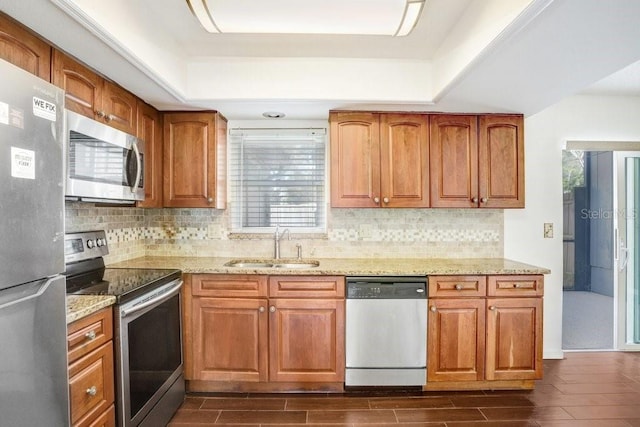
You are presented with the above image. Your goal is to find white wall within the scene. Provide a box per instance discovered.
[505,94,640,359]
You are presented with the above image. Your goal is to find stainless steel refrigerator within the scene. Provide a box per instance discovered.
[0,59,69,426]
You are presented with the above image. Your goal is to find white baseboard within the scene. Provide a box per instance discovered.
[543,349,564,359]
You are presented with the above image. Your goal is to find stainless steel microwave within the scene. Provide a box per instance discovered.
[65,110,144,203]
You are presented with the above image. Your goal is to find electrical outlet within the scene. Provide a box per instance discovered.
[544,223,553,238]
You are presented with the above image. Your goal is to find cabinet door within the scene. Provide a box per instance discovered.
[427,298,485,382]
[430,115,478,208]
[380,114,430,207]
[485,297,543,380]
[269,298,345,382]
[163,112,224,208]
[52,49,103,119]
[0,13,51,81]
[479,115,524,208]
[330,112,381,207]
[190,297,268,382]
[101,80,137,135]
[136,102,163,208]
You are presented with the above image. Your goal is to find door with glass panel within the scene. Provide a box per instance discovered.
[615,152,640,350]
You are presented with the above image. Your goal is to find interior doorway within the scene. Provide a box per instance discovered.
[563,145,640,351]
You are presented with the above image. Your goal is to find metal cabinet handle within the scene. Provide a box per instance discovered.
[513,283,521,288]
[95,110,106,118]
[455,284,463,290]
[269,306,276,313]
[430,306,437,312]
[383,197,389,204]
[86,386,97,396]
[489,306,496,311]
[105,114,115,122]
[481,197,489,203]
[259,306,265,313]
[472,197,478,203]
[373,197,380,204]
[207,197,214,203]
[85,330,96,340]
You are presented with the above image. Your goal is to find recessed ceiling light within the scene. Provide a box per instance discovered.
[262,111,286,119]
[186,0,425,37]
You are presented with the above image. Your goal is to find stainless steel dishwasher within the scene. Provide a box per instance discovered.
[345,276,428,386]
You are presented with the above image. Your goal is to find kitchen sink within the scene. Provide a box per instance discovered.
[273,261,320,269]
[224,261,275,268]
[224,260,320,269]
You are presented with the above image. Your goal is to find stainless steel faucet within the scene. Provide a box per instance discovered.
[273,224,290,259]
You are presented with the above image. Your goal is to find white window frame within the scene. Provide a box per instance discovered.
[229,127,328,233]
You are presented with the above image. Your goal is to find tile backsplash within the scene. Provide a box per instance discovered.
[65,202,503,264]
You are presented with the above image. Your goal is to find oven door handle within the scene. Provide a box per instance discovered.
[120,279,183,319]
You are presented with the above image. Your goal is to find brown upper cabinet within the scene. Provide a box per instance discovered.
[430,114,524,208]
[330,111,429,208]
[163,112,227,208]
[52,49,137,135]
[137,101,163,208]
[0,13,51,81]
[479,115,525,208]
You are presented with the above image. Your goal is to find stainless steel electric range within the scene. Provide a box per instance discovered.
[65,230,185,427]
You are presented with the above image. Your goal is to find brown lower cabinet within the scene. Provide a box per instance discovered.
[67,307,116,427]
[184,274,345,392]
[427,275,543,390]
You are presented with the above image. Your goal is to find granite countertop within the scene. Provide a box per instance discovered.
[109,256,550,276]
[66,295,116,324]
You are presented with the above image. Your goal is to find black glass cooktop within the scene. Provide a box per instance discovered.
[66,267,181,304]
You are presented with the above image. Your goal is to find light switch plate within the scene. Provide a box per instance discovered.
[544,223,553,238]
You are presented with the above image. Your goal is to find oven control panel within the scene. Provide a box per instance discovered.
[64,230,109,264]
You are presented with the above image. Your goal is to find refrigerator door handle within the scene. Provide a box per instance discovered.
[0,277,54,309]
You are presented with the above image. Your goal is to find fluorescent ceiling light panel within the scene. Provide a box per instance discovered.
[395,0,425,36]
[186,0,425,36]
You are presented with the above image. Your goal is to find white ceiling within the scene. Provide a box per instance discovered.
[1,0,640,120]
[580,60,640,97]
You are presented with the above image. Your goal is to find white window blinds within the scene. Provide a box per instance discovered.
[229,128,327,232]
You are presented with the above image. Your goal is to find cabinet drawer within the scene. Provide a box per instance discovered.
[190,274,268,297]
[67,307,113,364]
[69,341,115,427]
[269,276,345,298]
[428,276,486,297]
[487,275,543,297]
[86,404,115,427]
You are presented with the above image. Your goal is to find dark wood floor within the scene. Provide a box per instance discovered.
[169,352,640,426]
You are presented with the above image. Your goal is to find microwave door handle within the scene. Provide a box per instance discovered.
[131,141,142,193]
